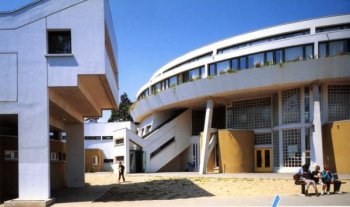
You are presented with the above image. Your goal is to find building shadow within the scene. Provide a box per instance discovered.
[94,178,214,202]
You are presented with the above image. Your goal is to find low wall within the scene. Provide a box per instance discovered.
[218,130,254,173]
[85,149,104,172]
[322,120,350,173]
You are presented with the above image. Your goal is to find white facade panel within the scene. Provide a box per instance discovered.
[0,54,17,101]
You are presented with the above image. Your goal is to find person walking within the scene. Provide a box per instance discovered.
[118,161,125,183]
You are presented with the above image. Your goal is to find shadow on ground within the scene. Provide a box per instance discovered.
[52,183,116,204]
[95,178,214,202]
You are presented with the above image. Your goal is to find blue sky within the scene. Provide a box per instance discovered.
[1,0,350,121]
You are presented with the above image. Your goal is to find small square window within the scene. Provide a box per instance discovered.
[48,30,72,54]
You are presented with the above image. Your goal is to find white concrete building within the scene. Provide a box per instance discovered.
[0,0,118,206]
[84,122,136,172]
[126,15,350,174]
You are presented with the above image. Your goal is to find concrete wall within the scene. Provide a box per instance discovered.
[85,149,104,172]
[218,130,254,173]
[322,120,350,173]
[158,147,191,172]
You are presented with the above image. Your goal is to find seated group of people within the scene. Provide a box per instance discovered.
[296,164,343,196]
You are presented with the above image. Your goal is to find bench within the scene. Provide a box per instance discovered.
[293,173,346,195]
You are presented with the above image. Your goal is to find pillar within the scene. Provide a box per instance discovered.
[66,123,85,188]
[199,99,214,174]
[311,85,324,168]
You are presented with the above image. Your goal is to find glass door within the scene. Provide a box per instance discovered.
[255,148,272,172]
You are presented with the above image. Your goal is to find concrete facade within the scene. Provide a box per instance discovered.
[85,149,104,173]
[0,0,118,205]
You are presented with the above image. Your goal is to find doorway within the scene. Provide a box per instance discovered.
[254,148,272,172]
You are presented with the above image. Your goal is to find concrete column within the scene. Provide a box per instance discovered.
[311,84,324,168]
[199,99,214,174]
[18,111,50,200]
[124,131,130,173]
[66,123,85,188]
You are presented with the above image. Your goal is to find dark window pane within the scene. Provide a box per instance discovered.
[248,53,264,68]
[256,150,262,167]
[231,58,239,70]
[319,43,327,58]
[265,150,270,168]
[102,136,113,140]
[48,31,71,54]
[200,66,205,78]
[305,45,313,59]
[285,46,303,62]
[217,60,230,74]
[209,64,216,76]
[266,52,274,65]
[239,57,247,69]
[169,76,177,87]
[329,40,346,56]
[275,50,283,63]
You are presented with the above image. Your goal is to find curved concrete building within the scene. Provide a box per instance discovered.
[127,14,350,174]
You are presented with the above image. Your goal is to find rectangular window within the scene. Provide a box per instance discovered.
[102,136,113,140]
[104,159,114,163]
[239,57,247,69]
[115,156,124,161]
[169,75,177,87]
[232,97,272,129]
[115,138,124,145]
[319,43,327,58]
[231,58,239,70]
[85,136,101,140]
[48,30,72,54]
[209,64,216,76]
[254,133,272,145]
[282,88,300,124]
[51,152,59,161]
[265,51,274,65]
[285,46,303,62]
[305,45,313,59]
[226,107,233,129]
[199,66,205,78]
[329,40,347,56]
[216,60,230,74]
[4,150,18,160]
[328,85,350,122]
[282,129,301,167]
[248,53,264,68]
[275,50,283,63]
[188,68,200,80]
[92,156,99,166]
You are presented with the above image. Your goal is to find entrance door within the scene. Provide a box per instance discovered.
[255,148,272,172]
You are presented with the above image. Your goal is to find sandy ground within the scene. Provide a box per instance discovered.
[88,173,350,199]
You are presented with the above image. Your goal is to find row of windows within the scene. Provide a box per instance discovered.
[157,23,349,79]
[319,39,350,58]
[85,136,113,140]
[210,44,313,75]
[138,39,348,101]
[217,29,310,54]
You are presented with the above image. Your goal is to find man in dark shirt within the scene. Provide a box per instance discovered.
[118,161,125,183]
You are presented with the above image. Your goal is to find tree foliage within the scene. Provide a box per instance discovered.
[108,92,133,122]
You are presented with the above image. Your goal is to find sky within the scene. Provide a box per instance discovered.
[1,0,350,122]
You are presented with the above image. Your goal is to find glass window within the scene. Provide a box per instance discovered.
[152,82,161,93]
[282,88,300,124]
[248,53,264,68]
[239,57,247,69]
[266,51,274,65]
[275,50,283,63]
[169,76,177,87]
[189,68,200,80]
[102,136,113,140]
[329,40,346,56]
[282,129,302,167]
[217,60,230,74]
[305,45,313,59]
[231,58,239,70]
[319,43,327,58]
[209,64,216,76]
[48,30,72,54]
[285,46,303,62]
[200,66,205,78]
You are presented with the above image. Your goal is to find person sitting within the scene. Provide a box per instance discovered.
[321,165,343,195]
[297,164,319,196]
[311,165,323,193]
